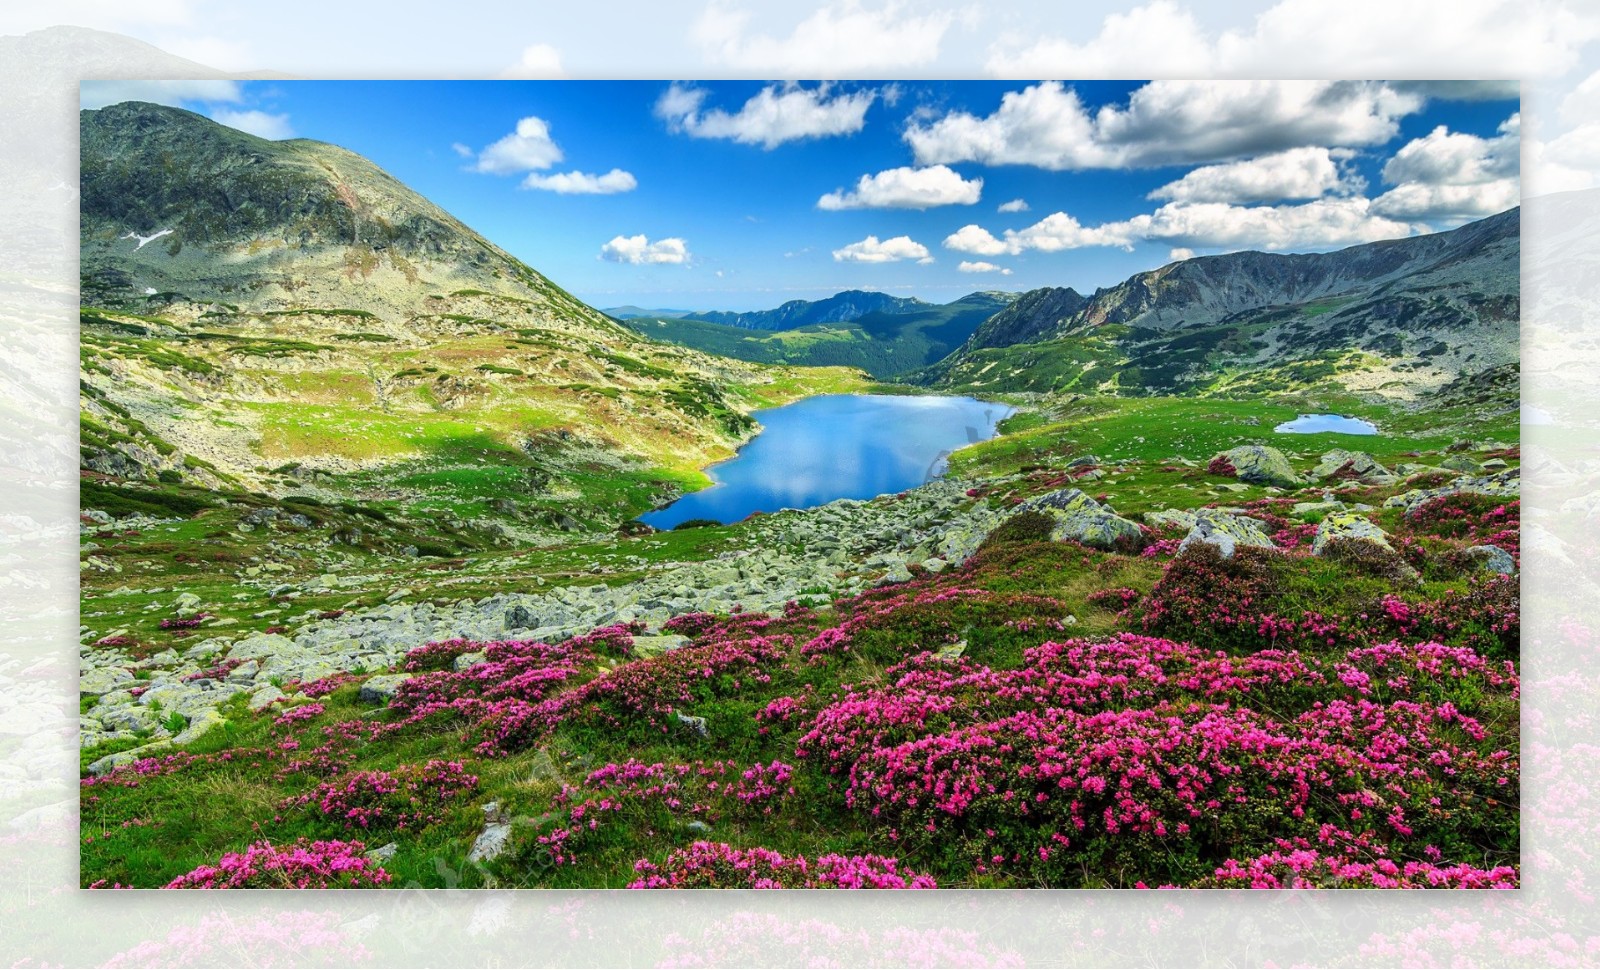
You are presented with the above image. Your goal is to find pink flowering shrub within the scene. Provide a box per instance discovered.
[1205,835,1519,888]
[165,839,391,889]
[282,759,477,831]
[273,703,324,726]
[797,632,1518,885]
[628,841,936,889]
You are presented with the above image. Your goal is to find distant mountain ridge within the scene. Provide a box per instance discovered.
[685,290,935,330]
[629,290,1018,378]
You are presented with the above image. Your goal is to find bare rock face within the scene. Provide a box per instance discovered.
[1310,449,1394,483]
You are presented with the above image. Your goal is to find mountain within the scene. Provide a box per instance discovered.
[78,102,857,539]
[918,209,1519,399]
[685,289,933,330]
[602,306,694,319]
[625,291,1017,378]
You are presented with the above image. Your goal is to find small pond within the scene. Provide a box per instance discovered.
[640,394,1013,529]
[1274,413,1379,435]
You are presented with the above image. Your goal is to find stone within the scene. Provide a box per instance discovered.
[358,674,413,705]
[248,685,285,710]
[504,605,535,630]
[87,741,172,776]
[228,633,298,661]
[676,712,709,738]
[384,588,411,604]
[79,668,133,698]
[1016,488,1143,550]
[1383,469,1519,514]
[921,558,947,574]
[172,709,227,745]
[173,592,202,611]
[875,563,914,586]
[468,802,513,863]
[1466,545,1517,575]
[936,640,967,661]
[1312,511,1393,555]
[685,820,713,835]
[1310,449,1392,483]
[1441,455,1482,472]
[1144,509,1198,532]
[1177,512,1276,560]
[1210,445,1303,487]
[453,652,486,671]
[631,635,690,657]
[365,842,400,864]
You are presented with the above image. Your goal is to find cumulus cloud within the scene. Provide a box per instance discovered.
[986,0,1596,81]
[942,224,1010,256]
[1372,114,1520,222]
[501,42,566,78]
[690,1,955,75]
[210,108,293,140]
[471,116,564,174]
[947,198,1419,256]
[905,80,1421,172]
[1169,247,1196,262]
[998,198,1030,213]
[656,82,875,149]
[958,261,1012,275]
[523,169,638,195]
[817,165,981,210]
[80,80,242,110]
[831,234,931,263]
[600,235,690,265]
[1148,147,1363,204]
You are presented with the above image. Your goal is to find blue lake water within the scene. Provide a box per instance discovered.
[1274,413,1379,435]
[639,394,1014,529]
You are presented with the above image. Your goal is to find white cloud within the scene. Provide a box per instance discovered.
[501,43,566,78]
[984,1,1215,78]
[690,1,954,75]
[943,224,1010,256]
[947,198,1419,256]
[904,80,1421,172]
[1372,114,1521,222]
[656,82,875,149]
[997,198,1030,213]
[600,235,690,265]
[958,260,1011,275]
[210,108,293,140]
[522,169,638,195]
[1149,147,1363,204]
[80,80,241,110]
[450,142,473,158]
[831,234,931,263]
[986,0,1597,81]
[817,165,981,210]
[472,116,563,174]
[1169,247,1196,262]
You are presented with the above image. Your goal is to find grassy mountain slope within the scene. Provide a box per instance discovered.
[683,289,935,330]
[78,102,865,542]
[918,209,1519,400]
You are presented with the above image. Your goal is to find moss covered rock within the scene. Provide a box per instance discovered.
[1210,445,1302,487]
[1177,512,1277,559]
[1016,488,1143,550]
[1311,510,1392,555]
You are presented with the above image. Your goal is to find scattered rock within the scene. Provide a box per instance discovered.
[632,635,690,657]
[1310,450,1392,483]
[1466,545,1517,575]
[1383,469,1519,514]
[365,842,400,864]
[1177,512,1276,559]
[1312,511,1393,555]
[248,685,285,710]
[504,604,536,630]
[936,640,967,661]
[1211,445,1302,487]
[1441,455,1481,473]
[358,674,413,705]
[676,712,709,738]
[1016,488,1143,550]
[468,802,513,863]
[172,709,226,745]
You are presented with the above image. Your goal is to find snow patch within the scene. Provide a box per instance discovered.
[122,229,173,250]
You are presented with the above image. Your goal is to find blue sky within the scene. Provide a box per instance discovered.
[82,79,1519,312]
